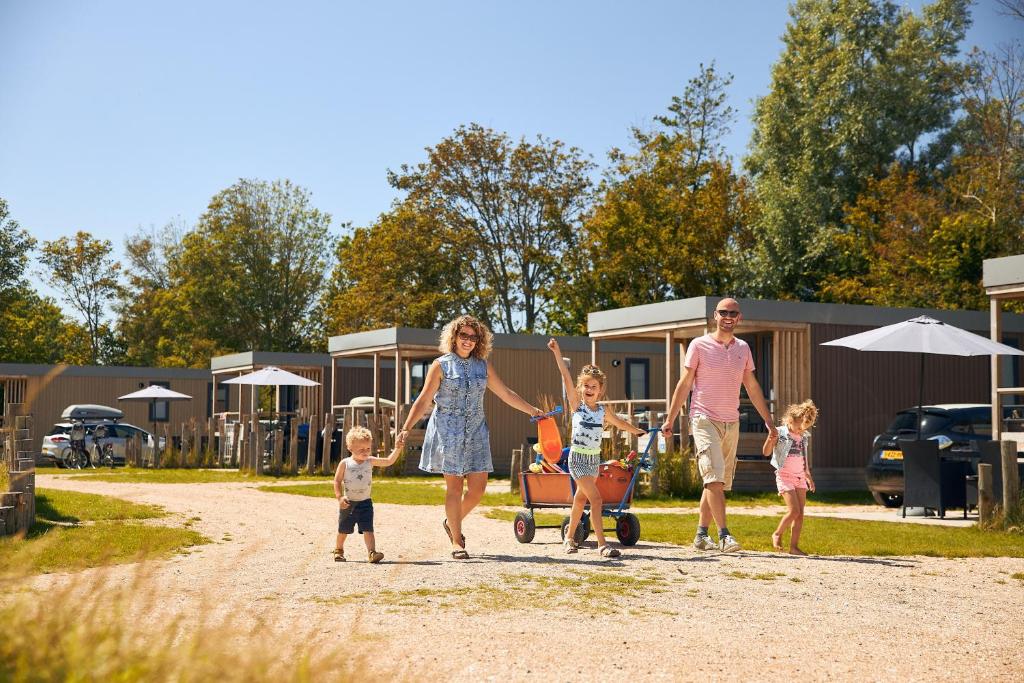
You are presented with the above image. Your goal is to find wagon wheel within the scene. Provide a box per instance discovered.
[615,513,641,546]
[513,510,536,544]
[560,515,589,545]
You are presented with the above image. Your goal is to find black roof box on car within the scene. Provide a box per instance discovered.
[60,404,124,421]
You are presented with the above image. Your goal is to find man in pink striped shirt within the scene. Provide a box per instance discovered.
[661,298,776,553]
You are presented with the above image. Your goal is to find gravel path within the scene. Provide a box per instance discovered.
[33,475,1024,682]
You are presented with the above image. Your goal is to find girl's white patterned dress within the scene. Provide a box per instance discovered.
[567,402,604,480]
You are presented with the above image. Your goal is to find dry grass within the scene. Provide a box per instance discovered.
[0,567,381,682]
[315,570,666,615]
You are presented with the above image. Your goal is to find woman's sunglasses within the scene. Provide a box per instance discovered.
[457,332,479,342]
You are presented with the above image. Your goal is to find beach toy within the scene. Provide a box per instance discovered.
[530,407,564,465]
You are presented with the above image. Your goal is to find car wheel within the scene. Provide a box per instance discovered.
[871,491,903,508]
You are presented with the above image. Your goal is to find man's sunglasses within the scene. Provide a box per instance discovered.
[457,332,480,342]
[716,310,740,318]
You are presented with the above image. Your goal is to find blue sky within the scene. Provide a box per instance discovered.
[0,0,1019,266]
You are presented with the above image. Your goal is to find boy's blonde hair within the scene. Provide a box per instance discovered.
[438,315,493,359]
[783,399,818,428]
[345,426,373,450]
[576,364,607,398]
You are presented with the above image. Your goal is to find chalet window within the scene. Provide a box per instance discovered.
[149,381,171,422]
[625,358,649,400]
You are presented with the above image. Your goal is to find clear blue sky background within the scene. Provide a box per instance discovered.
[0,1,1019,272]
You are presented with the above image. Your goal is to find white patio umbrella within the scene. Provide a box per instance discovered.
[118,385,193,444]
[822,315,1024,437]
[222,366,320,418]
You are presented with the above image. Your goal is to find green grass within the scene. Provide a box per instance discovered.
[0,521,208,574]
[259,480,522,506]
[35,489,167,522]
[42,467,334,484]
[485,509,1024,558]
[0,487,209,575]
[632,489,875,507]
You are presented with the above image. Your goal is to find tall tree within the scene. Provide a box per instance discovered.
[171,179,334,358]
[38,231,123,364]
[0,198,35,295]
[549,65,756,333]
[745,0,971,299]
[114,221,191,366]
[322,206,468,334]
[387,124,594,333]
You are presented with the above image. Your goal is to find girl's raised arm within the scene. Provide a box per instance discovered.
[546,338,580,412]
[605,409,646,437]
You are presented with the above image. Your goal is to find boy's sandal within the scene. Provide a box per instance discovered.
[368,550,384,564]
[451,549,470,560]
[333,549,346,562]
[443,518,466,545]
[598,545,621,558]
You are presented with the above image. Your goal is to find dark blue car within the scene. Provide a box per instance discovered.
[865,404,992,507]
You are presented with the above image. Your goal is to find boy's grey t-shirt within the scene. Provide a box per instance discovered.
[342,456,373,501]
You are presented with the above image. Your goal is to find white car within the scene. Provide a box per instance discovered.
[41,420,162,467]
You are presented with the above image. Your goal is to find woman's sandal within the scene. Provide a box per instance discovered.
[451,549,469,560]
[443,518,466,545]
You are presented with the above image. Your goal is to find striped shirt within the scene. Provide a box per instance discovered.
[684,334,754,423]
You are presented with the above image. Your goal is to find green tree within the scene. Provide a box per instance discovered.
[322,205,467,334]
[0,198,35,295]
[38,231,123,364]
[387,124,594,333]
[114,221,194,366]
[0,290,90,364]
[745,0,971,299]
[171,179,334,358]
[549,65,756,333]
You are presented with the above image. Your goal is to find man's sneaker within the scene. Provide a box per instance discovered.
[563,537,579,554]
[693,533,716,551]
[719,534,741,553]
[368,550,384,564]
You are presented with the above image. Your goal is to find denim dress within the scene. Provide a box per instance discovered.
[418,353,493,475]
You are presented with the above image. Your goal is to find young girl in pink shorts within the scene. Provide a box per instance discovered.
[763,400,818,555]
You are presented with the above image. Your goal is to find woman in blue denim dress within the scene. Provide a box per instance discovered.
[398,315,541,559]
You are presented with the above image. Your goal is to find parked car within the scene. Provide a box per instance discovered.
[865,404,992,507]
[40,404,162,467]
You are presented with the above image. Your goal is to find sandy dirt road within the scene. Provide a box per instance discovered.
[32,475,1024,682]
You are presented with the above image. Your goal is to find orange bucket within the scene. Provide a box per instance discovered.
[536,417,563,465]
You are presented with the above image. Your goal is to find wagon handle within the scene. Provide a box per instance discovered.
[529,406,563,423]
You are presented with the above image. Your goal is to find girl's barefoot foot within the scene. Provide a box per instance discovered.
[771,532,783,551]
[789,547,807,556]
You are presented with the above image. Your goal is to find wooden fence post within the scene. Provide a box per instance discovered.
[322,413,335,476]
[1001,440,1020,516]
[288,417,299,475]
[306,414,319,475]
[231,422,241,469]
[510,448,522,493]
[272,422,283,475]
[979,463,994,525]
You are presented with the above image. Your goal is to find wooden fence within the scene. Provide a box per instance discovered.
[0,404,35,536]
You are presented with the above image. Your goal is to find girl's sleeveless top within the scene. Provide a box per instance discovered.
[569,402,605,456]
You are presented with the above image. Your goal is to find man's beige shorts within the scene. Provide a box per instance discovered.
[690,414,739,491]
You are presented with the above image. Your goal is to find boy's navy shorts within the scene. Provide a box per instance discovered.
[338,498,374,534]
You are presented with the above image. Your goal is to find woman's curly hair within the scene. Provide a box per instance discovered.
[576,364,607,399]
[438,315,493,359]
[783,399,818,428]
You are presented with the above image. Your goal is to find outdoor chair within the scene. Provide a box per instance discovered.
[901,439,967,519]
